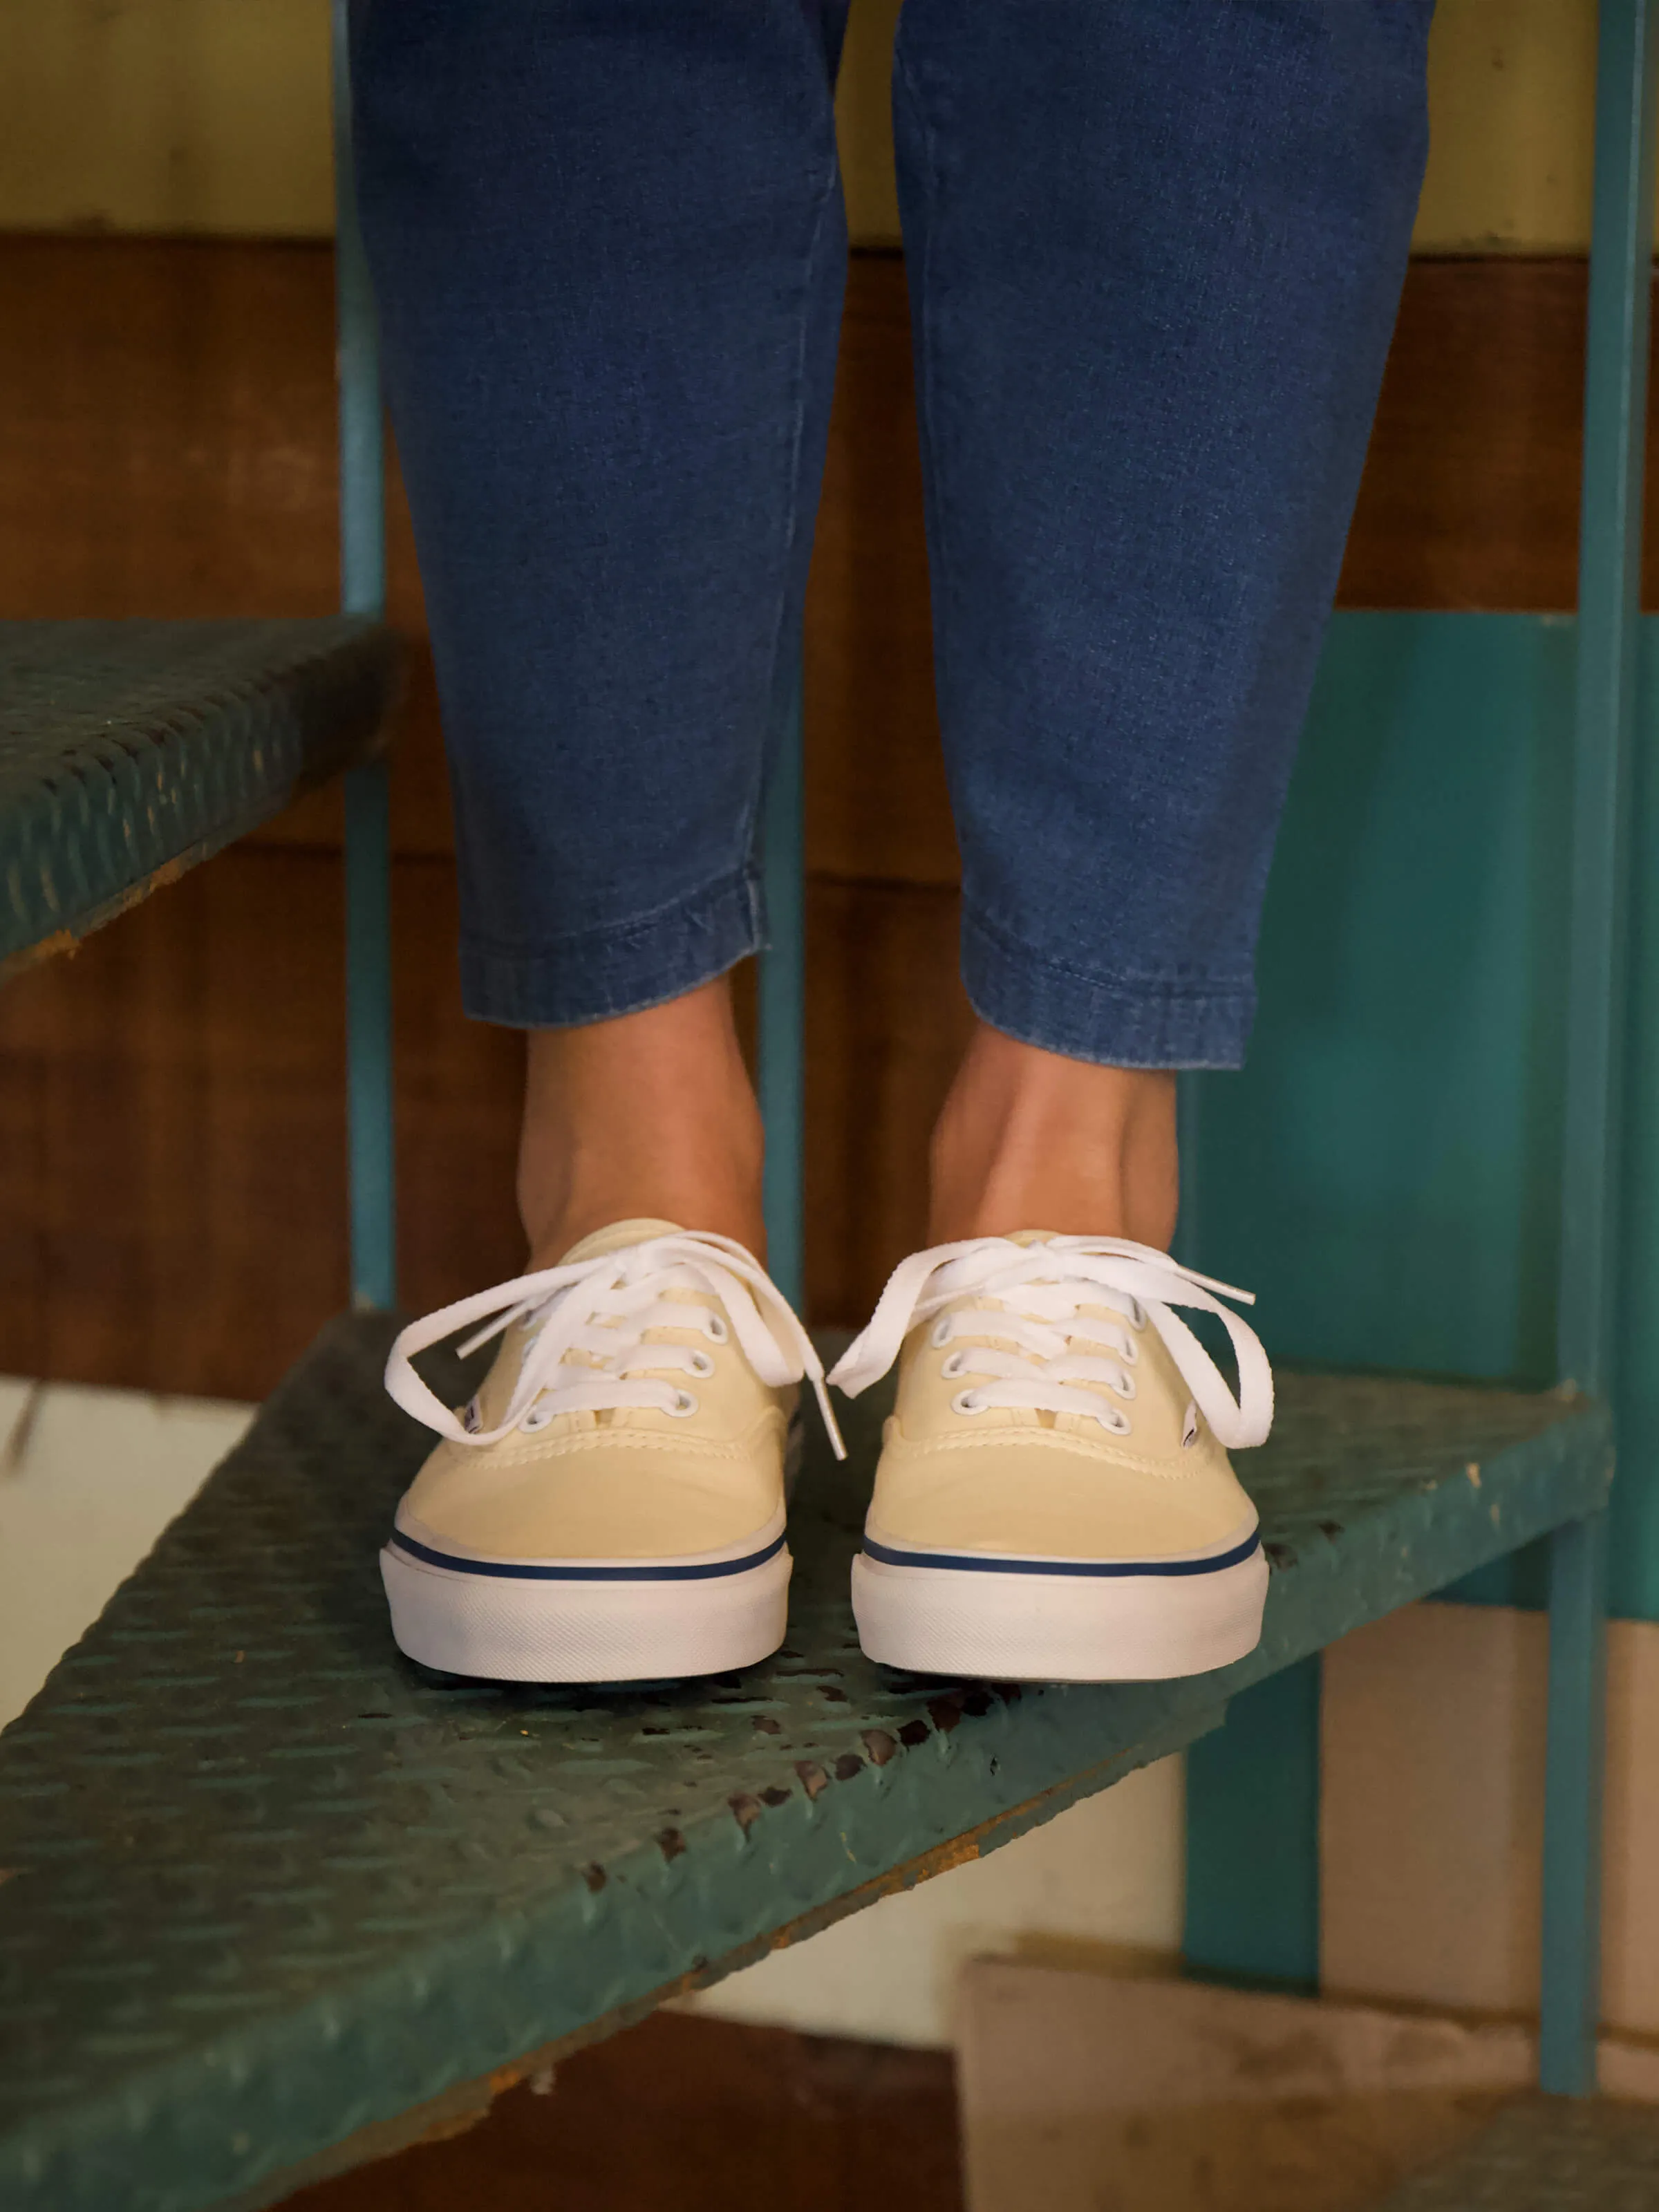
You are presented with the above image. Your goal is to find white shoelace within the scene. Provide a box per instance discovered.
[827,1236,1273,1451]
[385,1230,845,1456]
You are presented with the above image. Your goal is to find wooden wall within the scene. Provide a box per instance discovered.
[0,241,1616,1399]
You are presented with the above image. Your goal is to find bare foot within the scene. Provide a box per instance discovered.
[928,1022,1178,1250]
[517,976,766,1268]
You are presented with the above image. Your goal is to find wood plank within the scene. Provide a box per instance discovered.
[0,845,524,1401]
[280,2012,962,2212]
[1338,257,1586,613]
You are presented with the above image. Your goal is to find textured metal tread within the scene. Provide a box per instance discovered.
[1374,2096,1659,2206]
[0,1317,1610,2212]
[0,617,402,971]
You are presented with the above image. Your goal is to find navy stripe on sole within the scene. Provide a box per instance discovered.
[387,1528,788,1584]
[860,1530,1262,1580]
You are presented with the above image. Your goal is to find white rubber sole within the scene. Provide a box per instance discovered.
[851,1534,1268,1683]
[381,1526,791,1684]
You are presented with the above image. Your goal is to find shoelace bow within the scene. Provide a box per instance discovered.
[827,1235,1273,1452]
[385,1230,845,1457]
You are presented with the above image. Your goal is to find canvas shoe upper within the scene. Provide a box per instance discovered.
[829,1233,1273,1681]
[379,1220,838,1683]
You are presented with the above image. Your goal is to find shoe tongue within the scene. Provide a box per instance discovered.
[556,1217,686,1266]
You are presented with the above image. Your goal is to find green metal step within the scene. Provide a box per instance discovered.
[0,617,402,975]
[1374,2096,1659,2207]
[0,1319,1610,2212]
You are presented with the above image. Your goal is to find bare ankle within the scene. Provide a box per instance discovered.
[928,1024,1178,1250]
[518,979,767,1268]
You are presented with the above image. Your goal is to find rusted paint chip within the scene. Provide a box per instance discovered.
[832,1753,863,1783]
[926,1694,964,1734]
[657,1827,686,1864]
[728,1793,762,1835]
[795,1761,830,1800]
[751,1714,782,1734]
[898,1718,930,1748]
[861,1728,898,1767]
[580,1862,606,1893]
[759,1785,791,1808]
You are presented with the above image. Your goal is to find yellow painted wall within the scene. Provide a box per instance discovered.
[0,0,334,238]
[0,0,1620,250]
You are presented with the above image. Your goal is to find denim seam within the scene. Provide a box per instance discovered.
[460,866,761,1029]
[963,898,1254,998]
[460,859,760,962]
[749,82,841,900]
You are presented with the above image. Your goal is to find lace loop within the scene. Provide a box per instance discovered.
[386,1231,845,1459]
[827,1235,1273,1450]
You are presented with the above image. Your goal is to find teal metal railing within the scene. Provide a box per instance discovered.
[1540,0,1659,2099]
[334,0,397,1317]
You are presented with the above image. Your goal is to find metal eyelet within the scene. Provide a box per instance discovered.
[688,1349,715,1379]
[1120,1335,1140,1365]
[1127,1300,1146,1331]
[1114,1371,1137,1402]
[521,1404,552,1433]
[930,1315,953,1348]
[704,1313,729,1344]
[941,1350,966,1380]
[952,1389,986,1416]
[1099,1407,1132,1436]
[668,1391,699,1418]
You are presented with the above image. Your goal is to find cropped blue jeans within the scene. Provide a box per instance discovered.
[350,0,1431,1068]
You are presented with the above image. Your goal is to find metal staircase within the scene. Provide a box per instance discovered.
[1,4,1654,2207]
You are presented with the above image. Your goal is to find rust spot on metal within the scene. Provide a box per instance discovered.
[819,1685,849,1703]
[729,1793,762,1835]
[795,1761,830,1800]
[861,1729,898,1767]
[1264,1541,1294,1568]
[898,1718,930,1748]
[657,1828,686,1864]
[759,1785,791,1808]
[927,1694,964,1734]
[580,1862,607,1893]
[751,1714,782,1734]
[833,1753,863,1783]
[1317,1520,1342,1540]
[962,1689,993,1718]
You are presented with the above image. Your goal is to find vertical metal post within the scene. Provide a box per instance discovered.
[759,664,807,1309]
[1541,0,1659,2098]
[332,0,397,1313]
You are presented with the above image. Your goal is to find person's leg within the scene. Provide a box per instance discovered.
[893,0,1433,1248]
[517,980,765,1264]
[830,2,1434,1681]
[357,4,853,1680]
[349,0,850,1266]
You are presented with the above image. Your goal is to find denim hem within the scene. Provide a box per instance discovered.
[460,865,763,1030]
[961,905,1255,1071]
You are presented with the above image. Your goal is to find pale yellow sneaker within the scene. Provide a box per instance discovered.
[829,1235,1273,1682]
[379,1221,838,1683]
